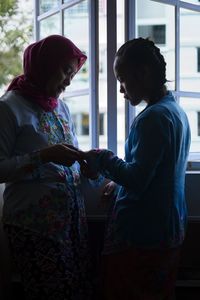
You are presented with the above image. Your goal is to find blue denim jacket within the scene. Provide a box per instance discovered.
[90,92,191,251]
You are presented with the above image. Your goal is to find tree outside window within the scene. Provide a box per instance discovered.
[0,0,33,93]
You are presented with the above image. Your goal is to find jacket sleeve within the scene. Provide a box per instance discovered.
[0,102,42,183]
[92,113,169,196]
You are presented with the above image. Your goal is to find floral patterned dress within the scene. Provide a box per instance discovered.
[0,91,93,299]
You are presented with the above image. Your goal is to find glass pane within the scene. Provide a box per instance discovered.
[135,101,147,117]
[63,95,90,150]
[40,14,60,39]
[39,0,59,14]
[136,0,175,90]
[179,97,200,152]
[117,0,125,158]
[64,0,89,92]
[99,0,107,149]
[180,9,200,92]
[63,0,77,3]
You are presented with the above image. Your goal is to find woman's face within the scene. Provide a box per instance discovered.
[45,58,79,98]
[113,56,148,106]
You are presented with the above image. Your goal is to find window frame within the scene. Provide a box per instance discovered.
[152,0,200,165]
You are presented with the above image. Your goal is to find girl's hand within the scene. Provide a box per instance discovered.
[79,149,100,160]
[79,159,99,179]
[78,149,101,175]
[101,181,117,204]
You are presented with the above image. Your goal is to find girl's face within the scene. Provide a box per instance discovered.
[113,56,148,106]
[45,58,78,98]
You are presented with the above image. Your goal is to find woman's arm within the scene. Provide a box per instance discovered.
[0,102,81,183]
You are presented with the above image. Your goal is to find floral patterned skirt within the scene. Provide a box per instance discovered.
[99,246,180,300]
[4,225,94,300]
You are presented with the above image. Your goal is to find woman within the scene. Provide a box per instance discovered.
[0,35,93,300]
[83,38,191,299]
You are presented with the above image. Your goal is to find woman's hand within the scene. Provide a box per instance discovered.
[40,143,81,166]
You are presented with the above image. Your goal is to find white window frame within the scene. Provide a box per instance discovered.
[152,0,200,169]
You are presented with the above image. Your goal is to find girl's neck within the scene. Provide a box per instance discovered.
[146,85,167,105]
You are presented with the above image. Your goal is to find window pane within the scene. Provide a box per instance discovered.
[135,101,146,117]
[64,0,89,92]
[197,48,200,72]
[99,113,105,135]
[39,0,59,14]
[138,25,166,45]
[179,97,200,152]
[63,95,90,150]
[180,9,200,92]
[40,14,60,38]
[136,0,175,90]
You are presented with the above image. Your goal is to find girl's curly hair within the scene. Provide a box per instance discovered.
[116,37,167,89]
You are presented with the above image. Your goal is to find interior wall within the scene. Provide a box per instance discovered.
[185,173,200,218]
[0,173,200,220]
[84,173,200,219]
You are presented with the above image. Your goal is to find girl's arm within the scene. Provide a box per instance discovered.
[84,113,167,196]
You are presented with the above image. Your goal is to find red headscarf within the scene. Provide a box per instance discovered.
[7,35,87,111]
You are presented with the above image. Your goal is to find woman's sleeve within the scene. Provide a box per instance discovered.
[93,113,168,196]
[62,103,106,187]
[0,102,42,183]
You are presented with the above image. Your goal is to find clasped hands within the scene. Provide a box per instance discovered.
[40,143,99,179]
[40,143,117,202]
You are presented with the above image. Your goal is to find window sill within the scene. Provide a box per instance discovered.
[187,153,200,171]
[187,161,200,172]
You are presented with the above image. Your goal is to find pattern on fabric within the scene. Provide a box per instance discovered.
[4,225,94,300]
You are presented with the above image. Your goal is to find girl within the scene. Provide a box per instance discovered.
[83,38,191,300]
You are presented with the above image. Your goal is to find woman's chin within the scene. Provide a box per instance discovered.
[53,90,62,98]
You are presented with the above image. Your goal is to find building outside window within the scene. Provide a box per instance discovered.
[138,25,166,45]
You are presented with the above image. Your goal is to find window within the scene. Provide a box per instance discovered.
[39,0,59,14]
[73,113,89,136]
[198,112,200,136]
[99,113,104,136]
[197,48,200,72]
[138,25,166,45]
[136,0,200,162]
[35,0,200,162]
[72,113,104,136]
[81,113,89,135]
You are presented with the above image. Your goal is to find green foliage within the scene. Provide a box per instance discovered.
[0,0,17,19]
[0,0,33,90]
